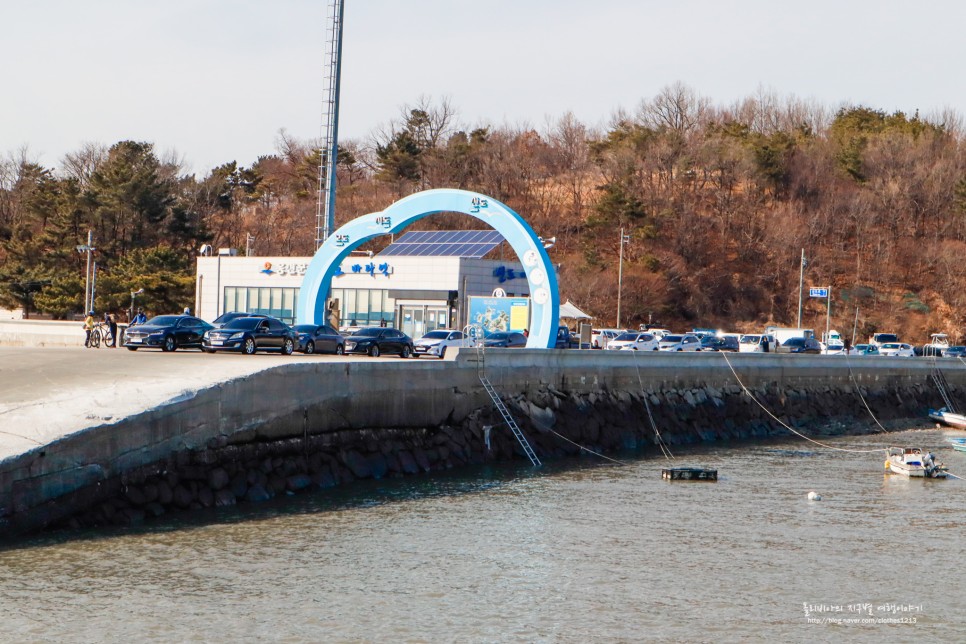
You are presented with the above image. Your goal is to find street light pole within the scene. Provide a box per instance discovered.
[130,288,144,319]
[76,230,95,312]
[797,248,805,328]
[616,228,630,328]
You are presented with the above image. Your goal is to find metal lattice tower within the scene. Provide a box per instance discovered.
[315,0,345,249]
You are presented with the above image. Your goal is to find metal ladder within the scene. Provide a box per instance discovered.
[932,365,957,413]
[471,328,541,467]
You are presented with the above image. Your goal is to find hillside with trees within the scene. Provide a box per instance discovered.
[2,85,965,343]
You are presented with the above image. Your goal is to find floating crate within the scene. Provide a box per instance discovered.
[662,467,718,481]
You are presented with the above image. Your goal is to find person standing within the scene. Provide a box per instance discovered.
[83,310,95,347]
[105,312,118,348]
[132,308,147,326]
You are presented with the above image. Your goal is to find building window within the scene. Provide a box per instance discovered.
[222,286,299,324]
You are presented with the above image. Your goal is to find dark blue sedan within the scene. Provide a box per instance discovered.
[292,323,345,355]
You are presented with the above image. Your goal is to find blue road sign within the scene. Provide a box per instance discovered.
[809,287,829,298]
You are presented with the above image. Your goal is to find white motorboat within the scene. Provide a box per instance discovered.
[923,333,950,357]
[885,447,947,478]
[929,408,966,430]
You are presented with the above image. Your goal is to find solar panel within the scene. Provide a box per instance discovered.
[376,230,504,257]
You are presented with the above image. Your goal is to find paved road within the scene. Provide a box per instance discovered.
[0,345,415,461]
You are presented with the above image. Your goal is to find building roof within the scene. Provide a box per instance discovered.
[377,230,504,258]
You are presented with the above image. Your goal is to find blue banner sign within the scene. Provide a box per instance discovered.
[809,287,829,298]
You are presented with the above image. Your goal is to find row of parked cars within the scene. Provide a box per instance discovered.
[594,329,740,352]
[123,313,418,357]
[122,312,520,358]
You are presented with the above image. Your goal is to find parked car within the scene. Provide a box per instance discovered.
[823,341,847,355]
[777,337,822,354]
[202,316,297,355]
[700,335,739,352]
[591,328,624,349]
[878,342,915,357]
[739,334,776,353]
[292,323,345,355]
[211,311,267,328]
[658,333,702,351]
[124,315,213,352]
[344,327,415,357]
[852,343,880,356]
[414,329,468,358]
[606,332,659,351]
[483,331,528,348]
[943,346,966,358]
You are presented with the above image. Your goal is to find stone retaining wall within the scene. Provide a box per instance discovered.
[2,350,962,538]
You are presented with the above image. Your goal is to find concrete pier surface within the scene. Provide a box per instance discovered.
[0,346,353,462]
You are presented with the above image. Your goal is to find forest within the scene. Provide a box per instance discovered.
[2,84,966,343]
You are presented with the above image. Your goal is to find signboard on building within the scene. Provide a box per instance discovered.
[468,296,530,333]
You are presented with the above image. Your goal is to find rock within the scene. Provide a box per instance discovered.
[367,453,388,479]
[157,480,173,505]
[342,450,372,478]
[230,473,249,499]
[286,474,312,492]
[215,489,237,507]
[173,485,194,509]
[144,502,165,518]
[245,484,271,503]
[124,486,147,506]
[397,450,419,475]
[197,487,215,508]
[208,468,230,491]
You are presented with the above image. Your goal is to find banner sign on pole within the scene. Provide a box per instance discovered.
[809,287,829,298]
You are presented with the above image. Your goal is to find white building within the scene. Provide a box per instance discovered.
[195,233,528,339]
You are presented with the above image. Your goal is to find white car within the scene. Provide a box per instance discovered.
[658,333,702,351]
[591,328,625,349]
[739,334,776,353]
[606,331,659,351]
[413,329,469,358]
[878,342,915,357]
[823,341,847,355]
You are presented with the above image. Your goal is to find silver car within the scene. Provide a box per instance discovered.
[658,333,702,351]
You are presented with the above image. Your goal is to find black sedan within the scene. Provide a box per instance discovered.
[778,337,822,354]
[124,315,213,352]
[344,327,415,358]
[202,316,297,355]
[483,331,528,348]
[699,335,739,352]
[293,323,345,355]
[211,311,266,328]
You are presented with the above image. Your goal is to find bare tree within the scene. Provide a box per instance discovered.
[638,82,710,135]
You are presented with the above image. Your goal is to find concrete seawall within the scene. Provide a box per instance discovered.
[1,350,962,537]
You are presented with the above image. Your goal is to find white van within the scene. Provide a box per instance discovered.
[739,334,777,353]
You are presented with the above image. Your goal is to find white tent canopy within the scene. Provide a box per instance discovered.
[558,300,593,321]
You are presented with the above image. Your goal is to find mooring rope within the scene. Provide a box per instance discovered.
[530,419,631,466]
[843,353,888,433]
[631,347,674,460]
[719,351,887,455]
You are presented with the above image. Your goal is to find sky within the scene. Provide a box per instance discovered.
[3,0,964,176]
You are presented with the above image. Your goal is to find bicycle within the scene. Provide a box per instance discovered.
[88,322,114,348]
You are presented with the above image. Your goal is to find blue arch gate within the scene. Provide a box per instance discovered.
[297,188,560,349]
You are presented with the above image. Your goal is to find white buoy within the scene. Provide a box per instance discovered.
[807,491,822,501]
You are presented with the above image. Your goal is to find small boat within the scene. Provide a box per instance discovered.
[661,467,718,481]
[929,408,966,429]
[949,437,966,453]
[923,333,950,357]
[885,447,947,478]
